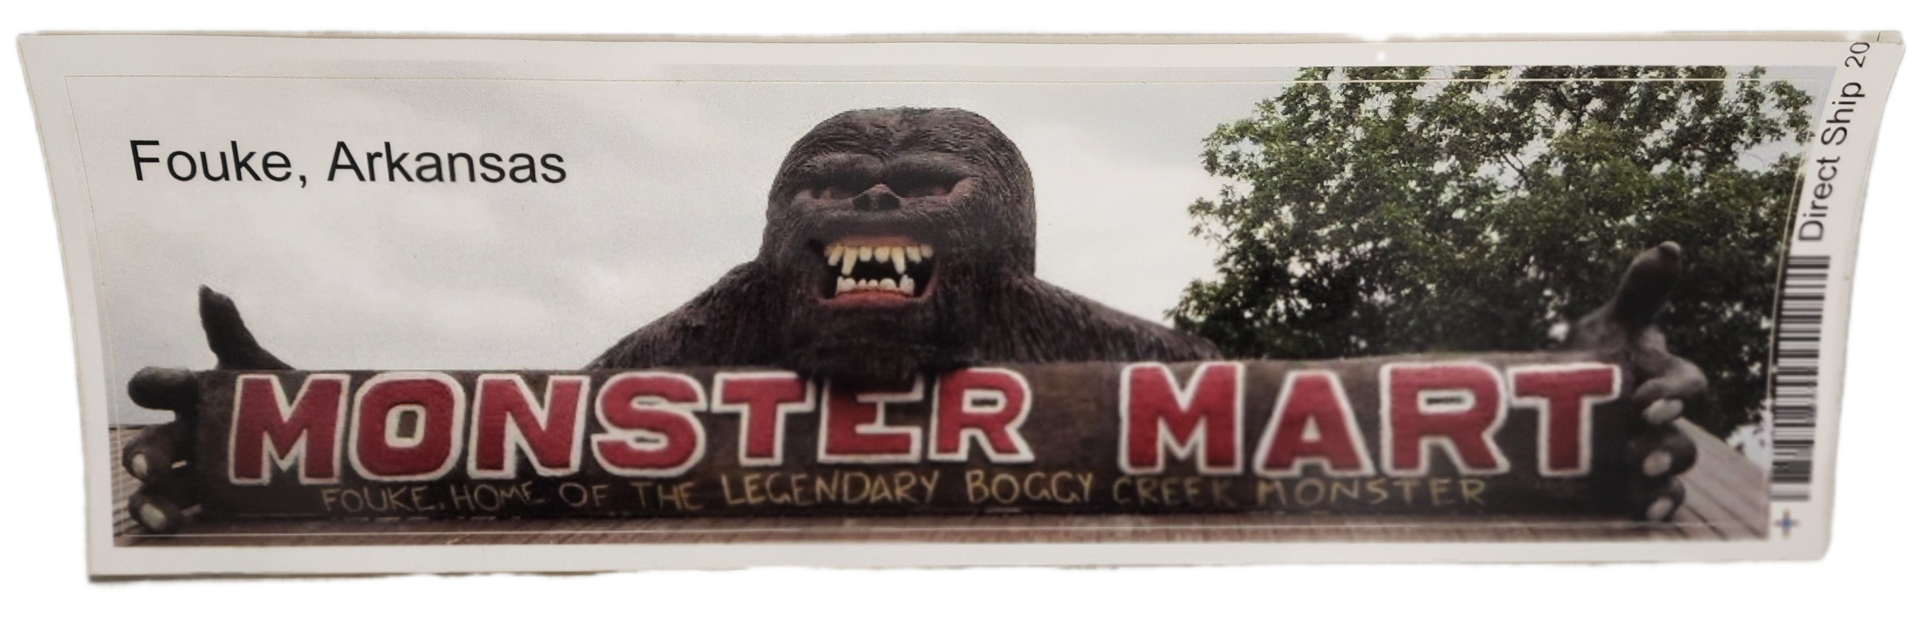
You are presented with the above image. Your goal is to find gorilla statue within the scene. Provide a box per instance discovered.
[589,108,1219,384]
[122,108,1703,531]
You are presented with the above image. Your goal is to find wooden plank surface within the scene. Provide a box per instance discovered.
[1673,421,1770,538]
[109,424,1770,547]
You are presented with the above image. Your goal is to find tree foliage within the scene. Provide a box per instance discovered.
[1173,66,1812,436]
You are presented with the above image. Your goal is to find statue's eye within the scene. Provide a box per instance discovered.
[805,184,862,200]
[898,183,952,198]
[894,174,959,198]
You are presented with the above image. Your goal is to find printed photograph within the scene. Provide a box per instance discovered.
[75,64,1823,546]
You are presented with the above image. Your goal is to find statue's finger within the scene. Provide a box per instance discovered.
[200,285,292,370]
[1629,427,1698,478]
[128,367,199,413]
[127,488,185,530]
[1643,398,1684,425]
[1632,478,1687,522]
[127,480,197,534]
[1632,356,1707,405]
[121,424,189,483]
[1605,242,1684,329]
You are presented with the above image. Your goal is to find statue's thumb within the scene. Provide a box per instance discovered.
[1605,242,1683,329]
[199,285,292,371]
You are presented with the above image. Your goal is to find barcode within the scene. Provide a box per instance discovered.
[1770,254,1829,502]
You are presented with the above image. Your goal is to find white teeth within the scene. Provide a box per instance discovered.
[827,242,933,297]
[830,274,920,298]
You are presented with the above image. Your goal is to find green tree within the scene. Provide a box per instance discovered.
[1173,66,1812,436]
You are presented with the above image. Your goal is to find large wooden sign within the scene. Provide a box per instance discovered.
[160,354,1648,521]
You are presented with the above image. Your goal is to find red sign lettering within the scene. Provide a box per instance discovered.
[350,373,467,481]
[1255,370,1374,477]
[818,379,924,463]
[711,372,815,467]
[1119,363,1244,474]
[1510,364,1622,476]
[592,372,707,476]
[1382,363,1508,475]
[229,374,349,484]
[931,368,1034,463]
[468,374,589,478]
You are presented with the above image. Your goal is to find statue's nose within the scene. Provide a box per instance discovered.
[852,184,901,212]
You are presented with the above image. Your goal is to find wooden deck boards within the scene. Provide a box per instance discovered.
[109,423,1771,547]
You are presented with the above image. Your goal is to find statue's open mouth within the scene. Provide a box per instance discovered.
[815,235,937,304]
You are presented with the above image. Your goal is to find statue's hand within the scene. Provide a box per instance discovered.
[1567,242,1705,521]
[122,286,290,533]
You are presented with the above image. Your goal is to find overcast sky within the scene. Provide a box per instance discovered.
[65,66,1827,424]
